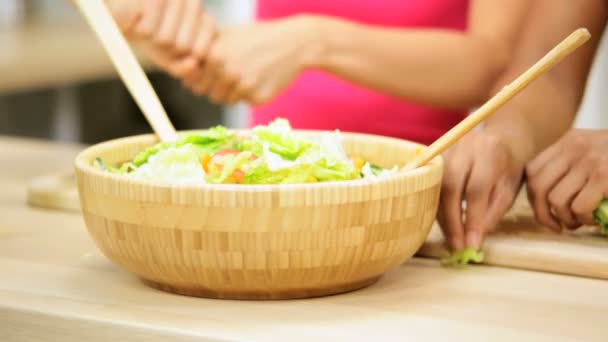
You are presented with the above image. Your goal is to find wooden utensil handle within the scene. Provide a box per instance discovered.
[403,28,591,171]
[73,0,177,142]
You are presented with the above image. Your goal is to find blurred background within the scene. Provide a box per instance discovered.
[0,0,606,146]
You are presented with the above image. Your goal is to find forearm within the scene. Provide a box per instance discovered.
[304,16,513,110]
[483,0,607,161]
[483,77,577,163]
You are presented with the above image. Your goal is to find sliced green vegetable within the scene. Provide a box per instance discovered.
[441,248,484,267]
[370,164,383,176]
[94,157,107,171]
[594,199,608,235]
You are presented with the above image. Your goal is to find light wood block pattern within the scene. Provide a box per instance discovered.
[4,136,608,341]
[74,132,443,299]
[419,191,608,280]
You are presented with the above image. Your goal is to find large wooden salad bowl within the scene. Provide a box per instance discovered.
[75,131,443,299]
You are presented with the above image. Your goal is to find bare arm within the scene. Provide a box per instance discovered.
[438,0,607,251]
[483,0,608,161]
[305,0,529,110]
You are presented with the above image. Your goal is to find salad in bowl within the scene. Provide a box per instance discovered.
[93,118,398,185]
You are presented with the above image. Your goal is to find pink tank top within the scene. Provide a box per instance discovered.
[251,0,469,145]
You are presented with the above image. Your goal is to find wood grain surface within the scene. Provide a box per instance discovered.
[2,136,607,341]
[418,191,608,280]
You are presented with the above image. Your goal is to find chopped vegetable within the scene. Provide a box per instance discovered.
[594,199,608,235]
[370,164,384,176]
[200,154,211,173]
[132,126,234,166]
[93,118,398,185]
[440,248,484,267]
[94,157,135,174]
[350,157,365,170]
[94,157,107,171]
[129,146,206,185]
[207,151,253,184]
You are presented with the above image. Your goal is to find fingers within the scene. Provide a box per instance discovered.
[131,0,209,57]
[526,138,561,176]
[463,159,494,249]
[438,148,472,251]
[527,130,608,230]
[192,60,218,96]
[143,45,175,70]
[225,75,256,105]
[105,0,142,34]
[226,82,247,105]
[484,180,520,234]
[208,66,239,104]
[192,13,217,60]
[526,156,571,231]
[175,0,202,53]
[546,162,588,229]
[167,56,199,79]
[134,0,165,38]
[572,165,608,226]
[156,0,184,46]
[571,179,604,226]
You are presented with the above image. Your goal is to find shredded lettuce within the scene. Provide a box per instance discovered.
[93,118,397,185]
[441,248,484,267]
[594,199,608,235]
[129,146,205,185]
[206,151,253,184]
[250,118,311,160]
[243,163,315,184]
[132,126,233,166]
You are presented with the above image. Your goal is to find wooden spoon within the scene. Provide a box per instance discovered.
[403,28,591,172]
[73,0,177,142]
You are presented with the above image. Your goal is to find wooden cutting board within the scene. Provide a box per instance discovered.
[418,191,608,280]
[27,173,608,279]
[26,171,80,212]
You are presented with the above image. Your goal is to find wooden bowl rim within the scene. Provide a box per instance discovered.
[74,130,443,192]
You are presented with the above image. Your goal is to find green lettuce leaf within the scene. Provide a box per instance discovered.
[132,126,234,166]
[440,248,484,267]
[243,163,315,184]
[132,141,174,166]
[251,118,311,160]
[594,199,608,235]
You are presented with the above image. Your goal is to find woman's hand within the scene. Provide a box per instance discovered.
[526,129,608,230]
[180,16,322,105]
[438,130,528,250]
[104,0,217,71]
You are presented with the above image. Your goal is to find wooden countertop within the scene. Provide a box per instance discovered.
[0,19,152,93]
[1,136,607,342]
